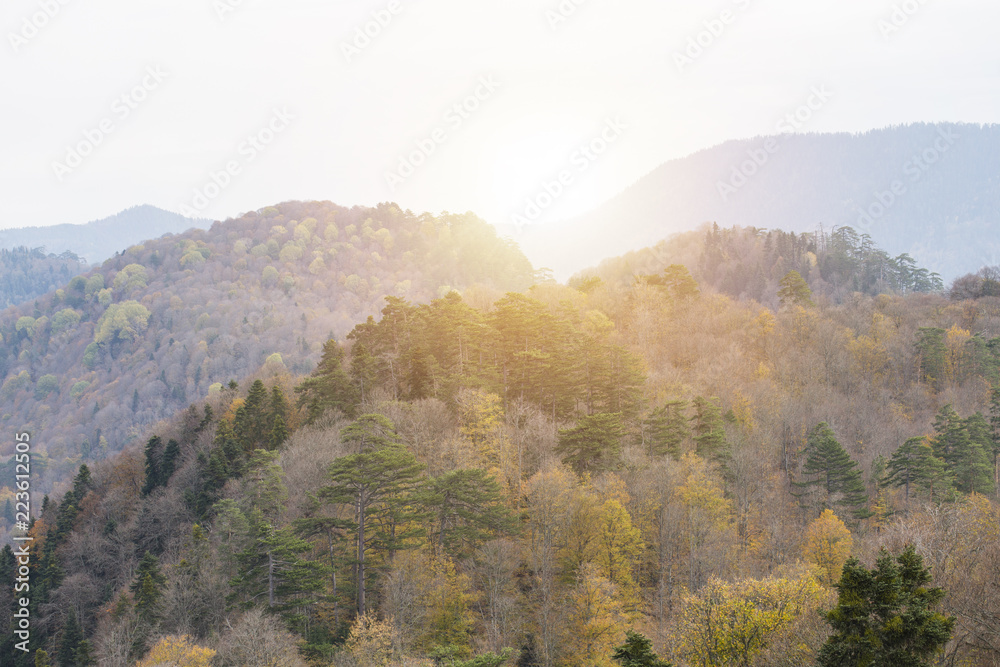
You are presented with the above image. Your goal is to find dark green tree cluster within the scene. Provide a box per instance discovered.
[818,545,954,667]
[297,293,646,423]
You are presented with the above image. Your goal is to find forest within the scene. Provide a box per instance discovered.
[1,218,998,666]
[0,247,88,309]
[0,201,534,501]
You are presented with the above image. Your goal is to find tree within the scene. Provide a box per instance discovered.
[555,412,625,475]
[57,610,83,667]
[561,564,626,667]
[136,635,215,667]
[885,437,952,503]
[690,397,728,464]
[644,400,689,459]
[817,545,954,667]
[321,416,426,616]
[424,469,519,560]
[675,575,825,667]
[612,631,672,667]
[777,270,813,308]
[295,339,361,423]
[141,435,164,496]
[931,406,993,495]
[794,423,870,521]
[130,552,167,622]
[802,509,853,587]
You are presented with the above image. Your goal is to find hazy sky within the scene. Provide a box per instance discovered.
[2,0,998,233]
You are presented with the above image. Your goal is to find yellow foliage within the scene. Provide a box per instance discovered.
[560,563,626,667]
[675,574,826,667]
[594,499,644,614]
[802,509,853,587]
[222,397,244,423]
[346,613,397,667]
[136,635,215,667]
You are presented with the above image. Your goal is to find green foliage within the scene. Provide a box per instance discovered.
[295,339,359,422]
[51,308,82,335]
[93,300,151,346]
[795,422,871,520]
[33,374,58,400]
[612,631,672,667]
[112,263,148,293]
[885,437,952,502]
[778,270,814,308]
[555,412,626,474]
[424,469,520,559]
[818,545,954,667]
[57,610,83,667]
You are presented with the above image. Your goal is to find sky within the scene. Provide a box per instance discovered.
[2,0,999,240]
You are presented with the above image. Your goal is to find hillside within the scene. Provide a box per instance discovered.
[4,229,998,666]
[0,201,534,490]
[0,205,211,264]
[0,247,88,308]
[514,123,1000,281]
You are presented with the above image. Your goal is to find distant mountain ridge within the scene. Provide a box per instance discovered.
[512,123,1000,282]
[0,205,212,264]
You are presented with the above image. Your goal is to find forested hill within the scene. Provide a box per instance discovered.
[0,247,89,308]
[0,201,534,488]
[0,205,211,265]
[578,223,943,307]
[515,123,1000,281]
[6,241,1000,665]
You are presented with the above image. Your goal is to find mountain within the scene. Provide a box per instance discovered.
[0,205,212,264]
[512,123,1000,281]
[0,200,533,490]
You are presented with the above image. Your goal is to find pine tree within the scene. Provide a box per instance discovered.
[777,270,813,307]
[130,552,167,622]
[932,406,994,495]
[690,397,728,463]
[57,610,83,667]
[555,412,625,475]
[74,640,95,667]
[234,379,269,452]
[644,400,690,459]
[885,437,952,503]
[161,439,181,483]
[612,631,673,667]
[916,327,947,388]
[424,469,520,560]
[141,435,163,496]
[321,415,426,616]
[795,422,870,520]
[817,545,954,667]
[34,650,50,667]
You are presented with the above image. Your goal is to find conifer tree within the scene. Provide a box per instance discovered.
[645,400,690,459]
[777,270,813,307]
[57,610,83,667]
[795,422,870,520]
[613,631,673,667]
[296,339,361,422]
[817,545,954,667]
[161,439,181,483]
[691,397,729,463]
[555,412,625,474]
[321,415,426,616]
[424,469,520,559]
[885,437,952,503]
[130,552,167,623]
[141,435,163,496]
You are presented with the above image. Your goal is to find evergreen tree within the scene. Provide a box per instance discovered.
[644,400,689,459]
[161,439,181,483]
[555,412,625,475]
[817,545,954,667]
[321,415,426,616]
[690,397,728,463]
[916,328,947,388]
[612,631,673,667]
[932,406,994,495]
[424,469,520,559]
[777,270,813,307]
[234,379,269,452]
[795,422,870,520]
[57,610,83,667]
[74,640,95,667]
[34,650,50,667]
[130,552,167,622]
[141,435,163,496]
[885,437,952,503]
